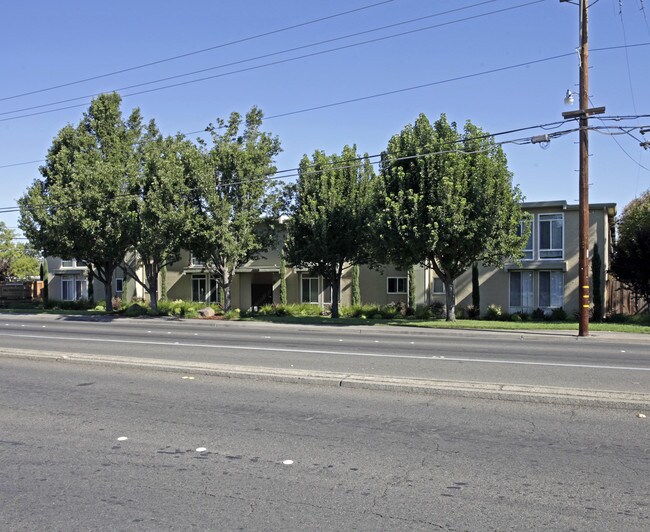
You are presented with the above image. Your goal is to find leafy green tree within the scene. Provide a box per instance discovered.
[0,221,39,281]
[19,93,142,311]
[374,113,526,321]
[188,107,282,311]
[611,190,650,304]
[120,121,197,312]
[285,145,375,318]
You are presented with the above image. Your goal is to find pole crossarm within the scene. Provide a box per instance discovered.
[562,107,606,120]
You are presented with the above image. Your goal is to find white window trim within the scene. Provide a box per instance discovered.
[60,258,78,268]
[190,253,205,267]
[387,276,408,294]
[301,275,320,304]
[519,218,534,261]
[191,274,208,302]
[538,213,564,260]
[509,270,533,314]
[538,270,564,309]
[432,277,445,294]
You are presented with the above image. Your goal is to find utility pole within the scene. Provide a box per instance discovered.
[561,0,605,337]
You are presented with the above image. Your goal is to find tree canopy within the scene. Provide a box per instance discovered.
[121,121,198,311]
[0,222,40,282]
[374,113,527,320]
[188,107,282,311]
[19,93,142,310]
[284,145,375,318]
[611,189,650,303]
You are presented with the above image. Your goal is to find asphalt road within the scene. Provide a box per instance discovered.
[1,357,648,531]
[0,313,648,394]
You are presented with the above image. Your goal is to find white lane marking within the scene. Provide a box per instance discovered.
[0,332,648,372]
[117,436,128,441]
[282,460,293,465]
[196,447,207,452]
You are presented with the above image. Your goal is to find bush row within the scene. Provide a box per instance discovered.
[37,298,648,324]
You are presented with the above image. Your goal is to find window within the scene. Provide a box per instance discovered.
[115,277,123,294]
[432,277,445,294]
[387,277,407,294]
[61,275,84,301]
[539,214,563,259]
[192,275,207,302]
[301,277,319,304]
[517,219,534,260]
[509,271,533,313]
[190,253,204,267]
[61,259,76,268]
[539,271,563,308]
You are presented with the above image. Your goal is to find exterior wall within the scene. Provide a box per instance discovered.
[44,201,615,315]
[451,201,615,316]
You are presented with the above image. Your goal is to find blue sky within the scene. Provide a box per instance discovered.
[1,0,648,237]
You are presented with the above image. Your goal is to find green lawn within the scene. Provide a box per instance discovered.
[1,306,648,334]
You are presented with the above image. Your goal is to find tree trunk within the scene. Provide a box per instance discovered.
[331,273,341,319]
[103,263,115,312]
[222,267,232,311]
[87,265,95,306]
[444,278,456,322]
[145,261,158,313]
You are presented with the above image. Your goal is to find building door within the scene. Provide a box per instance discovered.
[251,283,273,307]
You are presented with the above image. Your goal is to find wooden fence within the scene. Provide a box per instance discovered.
[606,278,647,315]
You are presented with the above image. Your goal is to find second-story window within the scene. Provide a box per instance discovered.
[517,219,533,260]
[539,214,563,259]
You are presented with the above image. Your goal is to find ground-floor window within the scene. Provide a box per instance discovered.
[301,275,332,305]
[387,277,407,294]
[301,276,319,304]
[432,277,445,294]
[115,276,123,295]
[509,271,533,313]
[192,274,219,303]
[192,275,207,302]
[539,271,563,308]
[61,275,85,301]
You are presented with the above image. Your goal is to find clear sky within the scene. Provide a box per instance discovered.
[1,0,648,238]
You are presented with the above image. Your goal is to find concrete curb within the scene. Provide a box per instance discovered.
[2,347,649,410]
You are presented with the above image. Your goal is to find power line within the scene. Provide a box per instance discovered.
[1,1,501,118]
[3,122,647,215]
[0,0,547,123]
[0,0,396,102]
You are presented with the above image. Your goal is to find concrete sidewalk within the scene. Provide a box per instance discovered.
[2,347,649,411]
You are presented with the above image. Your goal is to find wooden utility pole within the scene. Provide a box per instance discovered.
[561,0,604,336]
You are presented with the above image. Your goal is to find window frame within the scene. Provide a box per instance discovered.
[432,277,445,294]
[509,271,534,314]
[191,274,207,302]
[518,218,534,261]
[538,213,564,260]
[301,276,320,304]
[538,270,564,309]
[387,276,408,294]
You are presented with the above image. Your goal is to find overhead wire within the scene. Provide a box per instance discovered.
[0,0,503,117]
[2,122,648,215]
[0,0,548,122]
[0,0,397,102]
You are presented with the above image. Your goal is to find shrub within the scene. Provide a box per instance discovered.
[550,307,567,321]
[511,313,522,322]
[465,304,481,319]
[531,308,546,321]
[123,302,149,317]
[605,312,631,324]
[485,304,501,320]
